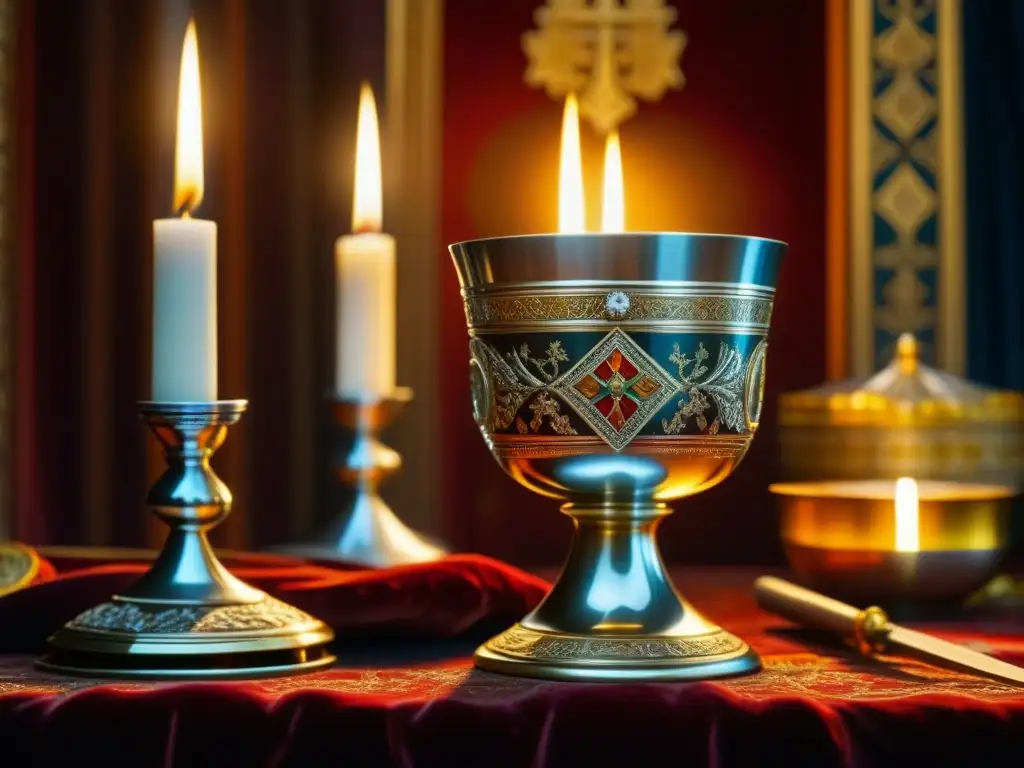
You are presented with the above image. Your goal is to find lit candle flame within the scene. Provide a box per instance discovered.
[894,477,920,553]
[352,82,383,234]
[558,94,585,233]
[173,18,204,217]
[601,131,624,233]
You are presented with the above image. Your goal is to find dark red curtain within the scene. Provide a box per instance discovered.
[12,0,386,550]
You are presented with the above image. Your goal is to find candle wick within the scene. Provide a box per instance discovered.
[176,190,197,219]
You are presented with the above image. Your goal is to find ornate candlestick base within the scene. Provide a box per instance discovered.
[276,388,446,567]
[38,401,335,679]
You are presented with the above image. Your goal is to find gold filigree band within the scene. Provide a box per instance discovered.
[484,624,748,662]
[463,287,774,332]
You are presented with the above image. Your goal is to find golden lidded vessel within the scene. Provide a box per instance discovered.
[451,232,785,682]
[778,333,1024,487]
[775,334,1024,605]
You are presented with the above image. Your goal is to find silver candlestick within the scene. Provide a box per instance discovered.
[39,401,336,679]
[277,387,446,567]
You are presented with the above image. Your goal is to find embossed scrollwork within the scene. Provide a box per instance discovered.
[486,625,746,662]
[743,339,768,431]
[470,329,762,449]
[68,597,317,634]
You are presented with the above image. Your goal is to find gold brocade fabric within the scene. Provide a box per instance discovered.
[1,653,1020,702]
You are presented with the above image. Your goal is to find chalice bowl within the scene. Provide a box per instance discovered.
[450,233,785,682]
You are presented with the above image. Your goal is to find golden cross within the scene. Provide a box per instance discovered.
[523,0,687,134]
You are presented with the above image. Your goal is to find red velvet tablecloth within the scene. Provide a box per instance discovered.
[1,551,1024,767]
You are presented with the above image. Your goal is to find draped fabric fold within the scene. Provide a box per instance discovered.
[2,561,1024,767]
[0,550,550,653]
[8,1,391,550]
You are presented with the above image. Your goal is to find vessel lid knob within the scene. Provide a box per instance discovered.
[895,333,918,375]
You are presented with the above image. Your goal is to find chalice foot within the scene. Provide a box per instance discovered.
[474,502,759,682]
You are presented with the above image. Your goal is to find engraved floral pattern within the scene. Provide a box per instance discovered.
[469,338,576,435]
[516,341,569,382]
[527,392,577,435]
[470,329,761,449]
[662,341,747,435]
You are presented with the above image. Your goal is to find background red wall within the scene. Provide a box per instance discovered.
[440,0,828,567]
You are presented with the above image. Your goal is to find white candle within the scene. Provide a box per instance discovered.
[334,82,395,397]
[152,19,217,402]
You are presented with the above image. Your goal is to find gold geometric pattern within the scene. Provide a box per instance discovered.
[874,162,937,237]
[874,73,934,141]
[863,0,946,362]
[875,10,935,69]
[559,328,678,451]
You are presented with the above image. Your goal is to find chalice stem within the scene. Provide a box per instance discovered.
[524,503,690,636]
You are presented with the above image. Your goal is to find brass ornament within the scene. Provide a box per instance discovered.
[779,333,1024,489]
[0,542,39,597]
[744,339,768,431]
[523,0,687,134]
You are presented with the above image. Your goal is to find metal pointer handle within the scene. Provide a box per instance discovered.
[754,576,891,653]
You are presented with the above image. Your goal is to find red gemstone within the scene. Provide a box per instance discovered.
[608,349,624,373]
[594,360,613,381]
[619,396,639,421]
[617,354,639,380]
[607,405,626,431]
[594,396,615,417]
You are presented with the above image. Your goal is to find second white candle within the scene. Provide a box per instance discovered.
[334,82,396,398]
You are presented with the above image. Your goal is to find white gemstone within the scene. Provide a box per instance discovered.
[605,291,631,319]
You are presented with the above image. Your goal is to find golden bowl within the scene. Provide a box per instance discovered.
[770,480,1018,605]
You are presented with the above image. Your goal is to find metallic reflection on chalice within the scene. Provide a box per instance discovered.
[450,233,785,681]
